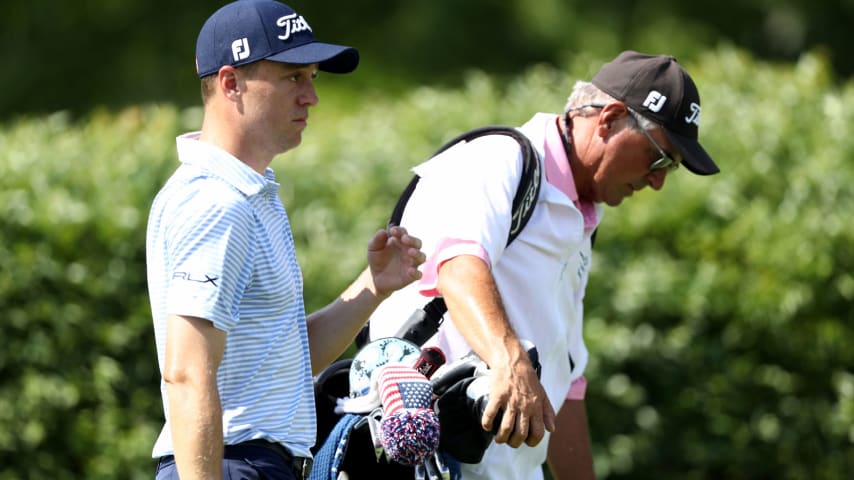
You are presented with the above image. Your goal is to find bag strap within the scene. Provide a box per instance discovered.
[355,127,541,350]
[389,125,541,246]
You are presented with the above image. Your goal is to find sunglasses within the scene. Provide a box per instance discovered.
[628,110,680,173]
[568,104,680,173]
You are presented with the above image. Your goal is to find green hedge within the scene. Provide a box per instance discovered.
[581,50,854,479]
[0,47,850,479]
[0,107,190,479]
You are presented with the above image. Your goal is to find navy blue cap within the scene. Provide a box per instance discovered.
[195,0,359,78]
[592,51,719,175]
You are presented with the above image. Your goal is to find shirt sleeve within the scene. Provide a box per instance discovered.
[404,135,526,295]
[417,238,490,296]
[566,376,588,400]
[164,183,255,331]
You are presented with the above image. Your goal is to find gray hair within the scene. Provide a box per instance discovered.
[564,81,660,131]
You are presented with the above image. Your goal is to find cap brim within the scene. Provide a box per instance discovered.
[665,130,720,175]
[267,42,359,74]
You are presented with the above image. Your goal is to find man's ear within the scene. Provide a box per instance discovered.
[217,66,240,100]
[597,102,628,137]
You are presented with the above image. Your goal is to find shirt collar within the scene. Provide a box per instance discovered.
[531,113,600,230]
[176,132,278,197]
[541,114,579,202]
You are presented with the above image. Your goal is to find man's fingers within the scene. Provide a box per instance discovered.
[523,390,553,446]
[543,396,556,433]
[400,230,422,250]
[367,228,389,251]
[507,410,529,448]
[409,247,426,265]
[388,226,421,245]
[481,395,502,435]
[524,410,545,447]
[488,402,526,447]
[492,409,544,448]
[485,396,553,448]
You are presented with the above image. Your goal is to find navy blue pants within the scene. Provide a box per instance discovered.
[155,442,298,480]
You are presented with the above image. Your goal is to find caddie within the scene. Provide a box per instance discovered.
[369,50,720,480]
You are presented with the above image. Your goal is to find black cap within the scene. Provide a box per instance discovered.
[592,51,719,175]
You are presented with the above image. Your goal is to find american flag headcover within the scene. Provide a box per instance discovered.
[375,364,440,466]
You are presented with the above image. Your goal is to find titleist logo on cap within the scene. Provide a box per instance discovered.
[277,13,312,40]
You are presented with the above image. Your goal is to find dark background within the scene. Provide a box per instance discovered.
[3,0,852,118]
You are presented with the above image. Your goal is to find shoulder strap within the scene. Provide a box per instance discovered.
[357,127,542,349]
[389,126,541,246]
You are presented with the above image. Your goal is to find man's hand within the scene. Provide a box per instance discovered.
[482,352,555,448]
[436,254,556,448]
[307,227,424,371]
[367,226,425,297]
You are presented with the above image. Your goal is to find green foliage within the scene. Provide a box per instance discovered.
[580,50,854,478]
[0,47,851,478]
[4,0,854,117]
[0,106,189,479]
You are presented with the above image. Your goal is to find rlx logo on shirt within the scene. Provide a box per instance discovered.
[173,271,219,287]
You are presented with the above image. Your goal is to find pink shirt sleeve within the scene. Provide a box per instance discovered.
[566,376,587,400]
[417,237,491,297]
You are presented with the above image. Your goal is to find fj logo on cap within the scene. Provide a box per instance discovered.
[642,91,667,112]
[277,13,312,40]
[685,103,701,126]
[231,38,250,62]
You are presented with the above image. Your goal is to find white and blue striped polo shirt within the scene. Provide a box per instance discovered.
[147,132,315,459]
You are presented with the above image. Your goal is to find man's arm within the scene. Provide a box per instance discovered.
[547,399,595,480]
[436,254,555,448]
[307,227,424,372]
[163,314,227,480]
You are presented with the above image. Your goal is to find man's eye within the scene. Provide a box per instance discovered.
[289,71,318,82]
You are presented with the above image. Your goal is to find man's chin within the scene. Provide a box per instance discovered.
[604,196,625,207]
[605,187,636,206]
[279,135,302,154]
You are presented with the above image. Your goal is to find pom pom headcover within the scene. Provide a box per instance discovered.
[375,365,440,465]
